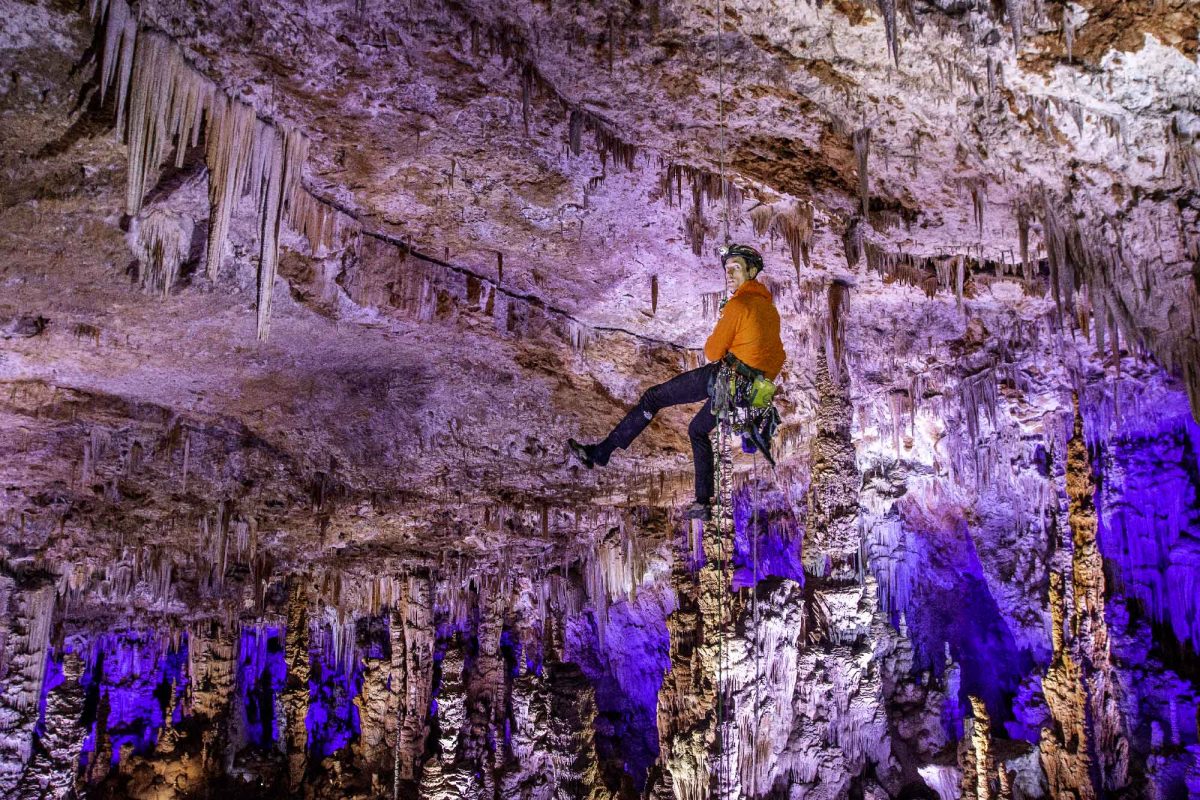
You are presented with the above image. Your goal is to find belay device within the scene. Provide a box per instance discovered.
[709,353,782,466]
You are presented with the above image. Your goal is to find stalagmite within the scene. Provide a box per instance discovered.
[395,576,435,785]
[128,208,194,297]
[282,581,312,790]
[1040,403,1132,798]
[0,584,57,795]
[959,697,997,800]
[12,645,88,799]
[1063,402,1130,792]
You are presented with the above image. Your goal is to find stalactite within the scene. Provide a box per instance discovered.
[853,128,871,220]
[651,274,659,315]
[1039,189,1069,323]
[750,204,775,237]
[1063,5,1076,63]
[287,188,344,257]
[771,201,814,274]
[966,177,986,236]
[1167,117,1200,189]
[122,31,213,216]
[1005,0,1024,50]
[204,93,256,280]
[251,122,309,340]
[567,108,584,156]
[93,0,136,129]
[521,63,533,136]
[660,163,741,254]
[1016,201,1032,282]
[92,7,317,339]
[826,279,848,385]
[955,255,966,308]
[843,218,863,268]
[568,319,593,351]
[702,291,726,321]
[876,0,899,65]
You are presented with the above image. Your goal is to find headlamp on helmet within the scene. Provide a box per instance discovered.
[717,243,765,278]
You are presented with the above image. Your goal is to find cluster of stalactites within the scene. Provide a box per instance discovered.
[90,0,347,339]
[1027,185,1200,423]
[659,162,743,255]
[751,201,815,278]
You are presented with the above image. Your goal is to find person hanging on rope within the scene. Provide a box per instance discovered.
[568,244,786,520]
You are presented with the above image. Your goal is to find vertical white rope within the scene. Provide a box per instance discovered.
[717,419,732,797]
[751,452,761,798]
[717,0,730,243]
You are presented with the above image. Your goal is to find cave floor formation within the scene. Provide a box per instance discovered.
[2,0,1200,798]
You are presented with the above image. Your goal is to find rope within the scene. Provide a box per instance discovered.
[716,420,732,797]
[716,0,730,243]
[714,445,727,799]
[751,451,761,799]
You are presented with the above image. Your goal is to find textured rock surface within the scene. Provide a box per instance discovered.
[2,0,1200,797]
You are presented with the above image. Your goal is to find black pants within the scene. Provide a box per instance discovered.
[593,363,719,503]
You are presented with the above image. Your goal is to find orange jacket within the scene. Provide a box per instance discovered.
[704,279,786,379]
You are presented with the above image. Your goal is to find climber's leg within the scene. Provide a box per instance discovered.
[574,363,717,467]
[688,398,718,505]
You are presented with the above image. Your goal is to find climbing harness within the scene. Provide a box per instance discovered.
[709,354,782,467]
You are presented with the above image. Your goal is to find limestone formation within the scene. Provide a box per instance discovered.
[2,0,1200,796]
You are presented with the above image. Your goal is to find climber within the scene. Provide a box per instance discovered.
[568,244,785,520]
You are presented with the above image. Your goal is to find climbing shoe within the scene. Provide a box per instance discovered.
[685,501,712,521]
[567,439,595,469]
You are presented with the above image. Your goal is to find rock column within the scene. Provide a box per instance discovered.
[0,581,56,796]
[282,579,312,790]
[655,428,742,800]
[785,328,892,798]
[1039,404,1130,798]
[12,645,87,799]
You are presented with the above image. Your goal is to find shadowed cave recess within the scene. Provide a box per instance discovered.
[1,0,1199,797]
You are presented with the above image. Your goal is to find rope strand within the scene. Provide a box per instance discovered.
[717,0,730,243]
[751,452,761,798]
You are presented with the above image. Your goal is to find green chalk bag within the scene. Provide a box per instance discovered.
[750,375,776,409]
